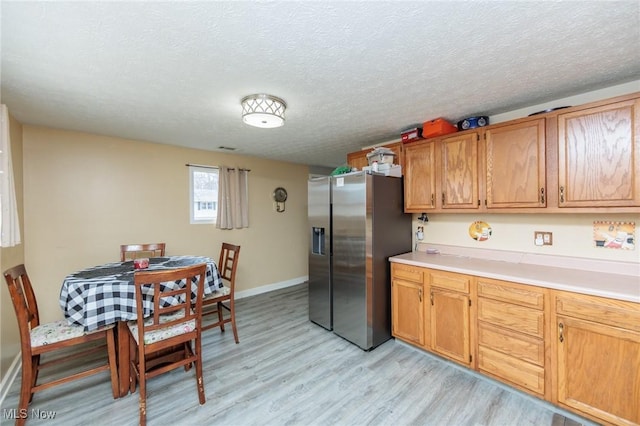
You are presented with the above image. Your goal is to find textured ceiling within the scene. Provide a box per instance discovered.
[1,1,639,168]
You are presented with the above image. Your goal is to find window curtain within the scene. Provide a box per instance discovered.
[216,165,249,229]
[0,104,22,247]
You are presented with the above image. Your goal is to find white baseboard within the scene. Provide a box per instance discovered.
[235,276,307,300]
[0,352,21,408]
[0,277,309,407]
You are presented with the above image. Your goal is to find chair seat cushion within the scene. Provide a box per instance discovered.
[128,310,196,345]
[30,320,113,347]
[204,285,231,300]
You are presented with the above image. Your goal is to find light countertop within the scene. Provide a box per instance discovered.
[390,244,640,303]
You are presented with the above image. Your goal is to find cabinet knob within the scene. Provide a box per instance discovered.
[559,322,564,343]
[431,193,434,207]
[559,186,565,203]
[540,187,545,204]
[418,288,423,302]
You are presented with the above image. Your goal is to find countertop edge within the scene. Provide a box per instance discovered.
[390,252,640,304]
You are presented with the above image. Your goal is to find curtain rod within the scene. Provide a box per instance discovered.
[185,163,251,172]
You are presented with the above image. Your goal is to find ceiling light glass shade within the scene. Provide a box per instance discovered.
[241,94,286,128]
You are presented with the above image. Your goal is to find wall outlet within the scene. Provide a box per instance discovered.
[534,231,553,246]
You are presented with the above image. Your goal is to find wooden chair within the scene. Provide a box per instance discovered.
[128,263,207,426]
[202,243,241,343]
[3,264,118,426]
[120,243,166,261]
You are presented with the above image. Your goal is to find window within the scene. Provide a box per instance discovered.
[189,166,218,224]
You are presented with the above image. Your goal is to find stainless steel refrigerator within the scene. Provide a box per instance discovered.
[308,171,412,350]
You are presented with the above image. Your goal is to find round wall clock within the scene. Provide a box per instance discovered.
[273,187,288,212]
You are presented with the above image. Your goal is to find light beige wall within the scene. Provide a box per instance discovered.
[418,213,640,263]
[1,114,25,381]
[22,126,309,325]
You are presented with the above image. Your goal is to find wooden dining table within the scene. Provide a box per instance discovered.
[59,255,223,397]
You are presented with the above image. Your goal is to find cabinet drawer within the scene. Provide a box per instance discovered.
[478,322,544,366]
[477,278,544,309]
[430,270,470,293]
[555,291,640,332]
[478,346,545,395]
[392,263,424,283]
[478,298,544,338]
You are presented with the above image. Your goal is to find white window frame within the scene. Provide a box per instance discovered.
[189,165,218,224]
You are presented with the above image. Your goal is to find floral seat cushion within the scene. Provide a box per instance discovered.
[30,320,114,347]
[128,310,196,345]
[204,284,231,300]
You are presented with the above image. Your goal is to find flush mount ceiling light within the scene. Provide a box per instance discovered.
[241,94,287,128]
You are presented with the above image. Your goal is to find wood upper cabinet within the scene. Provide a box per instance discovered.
[404,139,437,212]
[557,97,640,208]
[346,142,404,171]
[391,263,426,347]
[346,150,369,170]
[400,92,640,213]
[429,270,472,367]
[440,132,480,209]
[484,119,546,209]
[552,290,640,425]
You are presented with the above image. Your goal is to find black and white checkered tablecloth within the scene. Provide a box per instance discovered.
[59,255,223,332]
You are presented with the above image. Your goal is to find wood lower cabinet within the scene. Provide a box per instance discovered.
[429,270,472,367]
[476,277,548,397]
[390,265,472,365]
[552,290,640,425]
[430,288,471,366]
[390,261,640,426]
[391,263,426,347]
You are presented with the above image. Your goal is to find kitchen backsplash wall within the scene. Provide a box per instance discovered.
[414,213,640,263]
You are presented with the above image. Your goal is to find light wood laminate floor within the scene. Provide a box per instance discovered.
[1,283,594,426]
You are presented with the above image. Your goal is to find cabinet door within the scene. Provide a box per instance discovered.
[391,278,425,346]
[440,133,479,209]
[346,150,370,170]
[557,98,640,207]
[430,288,471,366]
[347,142,404,170]
[556,316,640,425]
[404,139,438,211]
[485,119,546,208]
[386,142,404,169]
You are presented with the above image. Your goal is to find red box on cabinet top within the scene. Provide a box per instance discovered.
[422,118,457,138]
